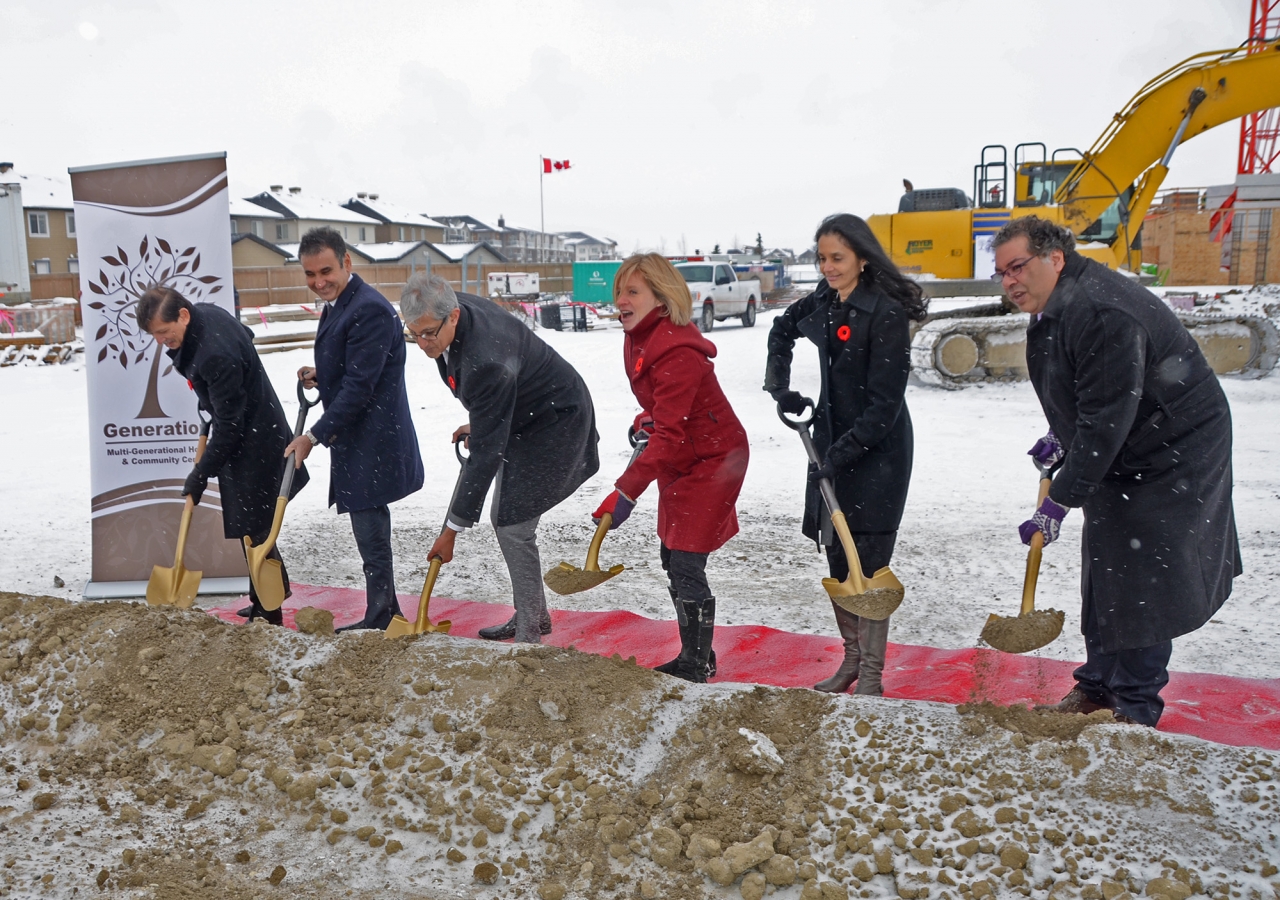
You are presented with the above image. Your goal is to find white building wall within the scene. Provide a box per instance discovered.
[0,180,30,294]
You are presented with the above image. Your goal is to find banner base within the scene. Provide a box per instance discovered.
[82,577,250,600]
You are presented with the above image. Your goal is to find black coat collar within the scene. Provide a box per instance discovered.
[1039,251,1088,321]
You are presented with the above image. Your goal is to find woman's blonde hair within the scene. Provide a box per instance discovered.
[612,253,693,327]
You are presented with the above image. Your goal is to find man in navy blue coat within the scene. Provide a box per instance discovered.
[283,227,424,631]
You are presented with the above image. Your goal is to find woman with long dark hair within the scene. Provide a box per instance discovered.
[764,213,926,695]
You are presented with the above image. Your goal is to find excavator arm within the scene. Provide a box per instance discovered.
[1056,39,1280,267]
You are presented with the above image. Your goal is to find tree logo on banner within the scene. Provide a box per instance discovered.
[85,236,224,419]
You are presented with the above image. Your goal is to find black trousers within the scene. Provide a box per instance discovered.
[660,544,711,603]
[350,504,403,630]
[1074,569,1173,727]
[824,532,897,582]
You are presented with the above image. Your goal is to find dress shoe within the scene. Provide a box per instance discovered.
[1034,687,1112,715]
[478,614,552,641]
[335,620,380,634]
[236,605,253,618]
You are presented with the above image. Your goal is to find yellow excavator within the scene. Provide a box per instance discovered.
[874,39,1280,385]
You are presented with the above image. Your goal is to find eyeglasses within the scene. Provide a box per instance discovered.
[990,256,1035,282]
[406,318,448,342]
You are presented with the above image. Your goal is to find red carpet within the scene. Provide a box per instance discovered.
[208,585,1280,751]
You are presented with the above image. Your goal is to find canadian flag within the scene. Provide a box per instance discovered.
[542,158,571,173]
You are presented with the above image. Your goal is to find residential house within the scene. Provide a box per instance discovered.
[16,169,77,275]
[355,241,439,271]
[243,185,382,246]
[343,194,446,244]
[230,233,292,268]
[559,231,618,261]
[273,243,376,265]
[229,197,285,242]
[0,162,29,294]
[422,241,507,266]
[433,214,570,263]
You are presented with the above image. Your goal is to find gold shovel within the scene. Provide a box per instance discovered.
[244,380,321,611]
[778,400,905,620]
[544,431,647,596]
[146,413,211,608]
[386,438,469,639]
[980,462,1065,653]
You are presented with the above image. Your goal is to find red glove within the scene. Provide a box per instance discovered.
[592,490,635,529]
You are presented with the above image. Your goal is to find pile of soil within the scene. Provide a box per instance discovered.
[0,592,1277,899]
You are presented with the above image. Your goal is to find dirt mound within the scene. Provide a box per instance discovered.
[0,593,1277,899]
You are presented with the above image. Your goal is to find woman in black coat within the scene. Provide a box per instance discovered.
[764,214,927,695]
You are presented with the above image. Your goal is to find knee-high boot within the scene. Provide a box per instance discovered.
[654,591,716,677]
[671,597,716,684]
[814,601,861,692]
[853,615,890,696]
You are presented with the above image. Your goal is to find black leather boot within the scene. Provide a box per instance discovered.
[670,597,716,684]
[814,601,861,693]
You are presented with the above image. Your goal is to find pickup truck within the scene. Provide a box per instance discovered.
[673,261,762,332]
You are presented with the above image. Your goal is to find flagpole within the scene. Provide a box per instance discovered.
[539,157,545,245]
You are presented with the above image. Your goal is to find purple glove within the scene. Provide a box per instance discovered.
[1028,430,1065,467]
[593,490,635,529]
[1019,497,1068,546]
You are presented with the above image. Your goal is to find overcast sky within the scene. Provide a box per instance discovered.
[3,0,1252,253]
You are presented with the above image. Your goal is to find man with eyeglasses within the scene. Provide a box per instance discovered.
[399,272,599,644]
[991,215,1240,728]
[282,227,424,631]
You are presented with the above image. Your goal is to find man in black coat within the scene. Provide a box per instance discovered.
[283,228,425,631]
[400,273,599,644]
[139,287,309,624]
[994,216,1241,727]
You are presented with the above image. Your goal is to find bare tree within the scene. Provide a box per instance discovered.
[85,235,225,419]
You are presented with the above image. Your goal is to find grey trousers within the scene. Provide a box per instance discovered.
[491,466,549,643]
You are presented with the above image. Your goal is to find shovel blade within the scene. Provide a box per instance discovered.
[979,608,1065,654]
[249,556,287,611]
[823,566,905,620]
[543,562,625,596]
[146,565,203,608]
[385,614,453,640]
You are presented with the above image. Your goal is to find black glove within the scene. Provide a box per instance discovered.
[772,389,811,415]
[808,458,837,487]
[182,468,209,506]
[827,430,866,469]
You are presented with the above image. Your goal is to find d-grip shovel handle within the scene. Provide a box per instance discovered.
[1020,469,1054,616]
[777,398,872,595]
[277,380,322,500]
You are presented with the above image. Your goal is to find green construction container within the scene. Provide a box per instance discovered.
[572,261,622,305]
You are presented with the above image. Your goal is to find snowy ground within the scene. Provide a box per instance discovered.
[1,298,1277,680]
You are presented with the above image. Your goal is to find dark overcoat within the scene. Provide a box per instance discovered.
[169,302,308,543]
[1027,252,1241,652]
[311,273,424,514]
[614,309,749,554]
[764,279,914,538]
[439,293,599,527]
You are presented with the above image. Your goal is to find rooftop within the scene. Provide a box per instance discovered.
[12,171,74,210]
[345,196,445,229]
[244,187,381,226]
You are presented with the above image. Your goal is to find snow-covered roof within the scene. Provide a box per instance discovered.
[244,189,381,226]
[229,196,283,219]
[429,241,504,262]
[273,242,375,263]
[433,214,494,232]
[14,172,74,210]
[355,241,425,262]
[346,197,445,229]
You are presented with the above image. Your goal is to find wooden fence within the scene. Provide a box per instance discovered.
[234,262,576,307]
[28,273,80,302]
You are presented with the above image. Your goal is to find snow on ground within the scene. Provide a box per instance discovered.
[1,301,1278,681]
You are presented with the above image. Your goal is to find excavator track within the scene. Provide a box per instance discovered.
[911,312,1279,387]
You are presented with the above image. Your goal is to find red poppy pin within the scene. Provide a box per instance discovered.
[187,379,194,390]
[448,375,456,392]
[837,324,852,342]
[633,356,644,374]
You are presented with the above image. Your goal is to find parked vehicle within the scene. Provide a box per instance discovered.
[672,259,762,332]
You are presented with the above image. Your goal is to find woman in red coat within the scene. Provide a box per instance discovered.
[593,253,750,683]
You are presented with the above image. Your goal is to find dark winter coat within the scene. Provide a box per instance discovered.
[169,303,309,543]
[615,308,749,554]
[439,293,599,527]
[1027,252,1241,653]
[764,279,914,539]
[311,273,424,514]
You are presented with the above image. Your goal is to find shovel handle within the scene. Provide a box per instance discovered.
[1019,476,1053,616]
[583,515,611,572]
[829,509,870,595]
[173,495,195,569]
[414,557,444,629]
